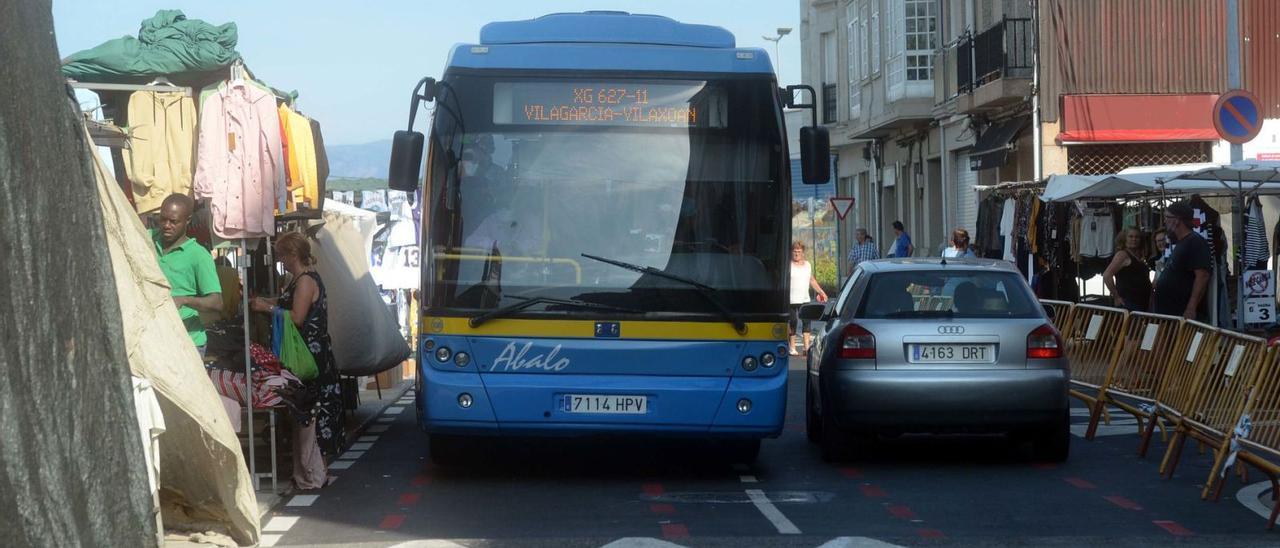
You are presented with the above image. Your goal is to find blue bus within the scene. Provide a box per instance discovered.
[387,11,830,463]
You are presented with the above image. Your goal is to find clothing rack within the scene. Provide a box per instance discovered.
[68,80,194,97]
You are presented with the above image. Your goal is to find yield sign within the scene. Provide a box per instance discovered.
[829,197,855,220]
[1213,89,1262,145]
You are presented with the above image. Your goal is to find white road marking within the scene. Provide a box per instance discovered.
[816,537,908,548]
[263,516,299,532]
[740,475,758,483]
[329,460,355,470]
[259,533,282,547]
[386,541,471,548]
[1237,480,1274,521]
[340,450,365,460]
[350,442,374,451]
[386,406,406,415]
[286,494,319,507]
[377,417,395,423]
[357,436,379,443]
[369,425,390,433]
[600,538,689,548]
[745,489,801,535]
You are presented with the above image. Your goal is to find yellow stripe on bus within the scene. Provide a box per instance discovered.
[424,317,788,341]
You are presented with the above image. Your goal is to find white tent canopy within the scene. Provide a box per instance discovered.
[1041,162,1280,202]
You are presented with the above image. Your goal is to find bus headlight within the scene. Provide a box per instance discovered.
[741,356,758,371]
[458,393,473,408]
[737,398,752,414]
[454,352,471,367]
[760,353,776,368]
[435,346,452,363]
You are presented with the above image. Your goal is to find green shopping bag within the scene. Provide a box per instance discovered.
[276,309,318,381]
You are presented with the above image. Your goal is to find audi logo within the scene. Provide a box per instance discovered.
[938,325,965,335]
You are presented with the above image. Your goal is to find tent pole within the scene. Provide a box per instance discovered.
[242,239,257,490]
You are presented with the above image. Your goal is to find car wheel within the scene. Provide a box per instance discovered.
[428,434,468,467]
[805,382,822,443]
[819,405,847,462]
[1032,413,1071,462]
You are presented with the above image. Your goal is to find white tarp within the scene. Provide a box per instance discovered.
[93,126,259,545]
[1042,162,1280,202]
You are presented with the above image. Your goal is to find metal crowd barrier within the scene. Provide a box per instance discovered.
[1040,299,1280,529]
[1083,312,1184,440]
[1205,346,1280,528]
[1062,305,1130,409]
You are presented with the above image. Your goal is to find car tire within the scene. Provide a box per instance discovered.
[819,406,847,462]
[1032,414,1071,462]
[428,434,468,467]
[805,383,822,443]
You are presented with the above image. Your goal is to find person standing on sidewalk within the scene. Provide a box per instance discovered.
[152,194,222,356]
[789,241,828,355]
[848,228,880,269]
[1154,201,1211,321]
[1103,228,1152,312]
[889,221,913,258]
[252,232,344,490]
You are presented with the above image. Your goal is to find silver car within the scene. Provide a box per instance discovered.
[800,258,1070,461]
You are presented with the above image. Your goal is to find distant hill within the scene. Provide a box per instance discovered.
[327,139,391,179]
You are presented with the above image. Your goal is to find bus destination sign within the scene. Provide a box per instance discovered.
[493,82,723,128]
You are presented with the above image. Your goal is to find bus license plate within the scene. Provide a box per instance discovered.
[562,394,648,414]
[910,344,994,363]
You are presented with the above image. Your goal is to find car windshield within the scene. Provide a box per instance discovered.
[424,73,788,317]
[855,270,1042,319]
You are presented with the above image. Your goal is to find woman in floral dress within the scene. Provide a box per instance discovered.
[252,232,345,490]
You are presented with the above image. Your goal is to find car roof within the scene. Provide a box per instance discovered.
[857,258,1023,274]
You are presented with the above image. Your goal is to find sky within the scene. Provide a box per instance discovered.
[52,1,802,146]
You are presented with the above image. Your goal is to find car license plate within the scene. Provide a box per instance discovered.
[909,344,995,363]
[562,394,648,414]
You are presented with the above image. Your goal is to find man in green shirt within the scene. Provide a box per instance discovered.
[153,194,222,355]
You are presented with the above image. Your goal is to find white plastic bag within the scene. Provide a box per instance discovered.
[311,209,411,376]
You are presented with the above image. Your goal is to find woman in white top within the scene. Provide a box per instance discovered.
[789,241,828,355]
[942,228,977,259]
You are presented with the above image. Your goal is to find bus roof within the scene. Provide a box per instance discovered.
[446,11,775,75]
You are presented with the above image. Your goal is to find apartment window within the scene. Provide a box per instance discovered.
[869,3,881,75]
[859,3,870,77]
[822,31,837,123]
[887,0,936,101]
[846,2,861,119]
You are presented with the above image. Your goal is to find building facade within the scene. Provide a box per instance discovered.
[800,0,1279,277]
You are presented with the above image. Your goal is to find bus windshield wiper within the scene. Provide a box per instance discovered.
[580,253,748,334]
[469,295,644,328]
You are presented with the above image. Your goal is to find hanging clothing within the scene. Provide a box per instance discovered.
[280,104,320,210]
[1078,207,1116,258]
[278,271,345,458]
[1245,197,1269,269]
[194,81,283,238]
[123,90,197,213]
[310,118,330,211]
[999,198,1016,262]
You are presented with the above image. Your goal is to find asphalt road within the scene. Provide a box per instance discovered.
[262,362,1280,547]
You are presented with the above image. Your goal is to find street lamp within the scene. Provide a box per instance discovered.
[762,27,792,77]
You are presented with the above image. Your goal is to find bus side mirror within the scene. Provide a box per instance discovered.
[388,130,424,192]
[800,126,830,184]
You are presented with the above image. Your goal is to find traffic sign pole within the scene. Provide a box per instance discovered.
[1228,0,1242,163]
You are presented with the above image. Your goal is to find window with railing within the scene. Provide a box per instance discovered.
[956,16,1032,94]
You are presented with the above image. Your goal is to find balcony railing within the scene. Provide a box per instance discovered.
[822,83,838,124]
[956,16,1033,93]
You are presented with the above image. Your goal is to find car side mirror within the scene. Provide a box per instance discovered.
[388,130,424,192]
[798,302,828,322]
[800,126,830,184]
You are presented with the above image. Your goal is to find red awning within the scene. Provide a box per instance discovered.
[1058,94,1220,143]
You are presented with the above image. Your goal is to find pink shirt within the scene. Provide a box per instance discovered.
[194,81,283,238]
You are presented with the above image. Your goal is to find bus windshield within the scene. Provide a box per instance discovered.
[425,74,788,318]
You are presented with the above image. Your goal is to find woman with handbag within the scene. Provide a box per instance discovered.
[252,232,345,491]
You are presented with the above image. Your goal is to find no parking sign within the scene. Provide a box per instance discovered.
[1213,89,1263,145]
